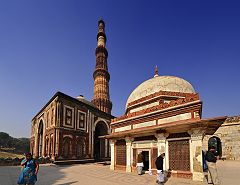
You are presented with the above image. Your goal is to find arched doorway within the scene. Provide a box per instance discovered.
[63,137,72,158]
[38,120,44,157]
[94,121,108,161]
[76,141,82,158]
[76,139,86,158]
[45,137,49,156]
[49,136,53,157]
[208,136,222,156]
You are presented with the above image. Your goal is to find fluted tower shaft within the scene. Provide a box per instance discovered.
[92,20,112,114]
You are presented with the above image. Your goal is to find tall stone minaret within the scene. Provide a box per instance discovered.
[92,19,112,114]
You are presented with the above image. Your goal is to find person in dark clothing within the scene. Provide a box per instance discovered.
[202,150,208,172]
[205,146,220,185]
[155,153,165,185]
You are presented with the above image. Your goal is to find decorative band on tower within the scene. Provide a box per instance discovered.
[92,19,112,114]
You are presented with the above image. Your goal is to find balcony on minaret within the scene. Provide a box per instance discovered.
[98,36,105,47]
[97,19,107,47]
[98,19,105,32]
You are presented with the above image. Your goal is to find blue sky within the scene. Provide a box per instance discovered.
[0,0,239,137]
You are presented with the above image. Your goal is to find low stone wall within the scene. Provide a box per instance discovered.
[203,116,240,160]
[0,157,53,166]
[0,157,22,166]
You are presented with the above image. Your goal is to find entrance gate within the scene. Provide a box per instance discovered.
[94,121,108,161]
[168,139,190,171]
[115,140,126,166]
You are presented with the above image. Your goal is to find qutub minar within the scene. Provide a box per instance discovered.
[92,20,112,114]
[31,19,113,162]
[31,20,240,181]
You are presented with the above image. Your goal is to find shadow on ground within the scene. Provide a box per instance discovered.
[57,181,78,185]
[38,165,79,185]
[0,164,78,185]
[2,160,240,185]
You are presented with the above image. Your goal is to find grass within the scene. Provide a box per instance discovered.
[0,151,24,159]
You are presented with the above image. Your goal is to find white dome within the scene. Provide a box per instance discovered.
[126,76,195,108]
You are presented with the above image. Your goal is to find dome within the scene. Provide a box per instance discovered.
[126,76,195,109]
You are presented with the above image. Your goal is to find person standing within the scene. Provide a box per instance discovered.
[155,153,165,185]
[18,153,39,185]
[205,146,221,185]
[137,152,144,175]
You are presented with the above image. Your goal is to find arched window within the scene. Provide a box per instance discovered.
[49,136,53,156]
[76,141,82,158]
[208,136,222,156]
[45,137,49,156]
[76,139,86,158]
[63,137,72,158]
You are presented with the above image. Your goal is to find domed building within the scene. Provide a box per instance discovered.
[105,67,227,182]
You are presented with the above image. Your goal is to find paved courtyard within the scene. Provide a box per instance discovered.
[0,160,239,185]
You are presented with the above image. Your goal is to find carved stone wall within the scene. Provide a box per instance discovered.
[112,92,200,123]
[168,139,190,171]
[203,116,240,160]
[115,140,126,166]
[31,92,112,161]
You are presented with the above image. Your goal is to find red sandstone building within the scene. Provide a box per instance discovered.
[30,20,113,163]
[30,20,238,182]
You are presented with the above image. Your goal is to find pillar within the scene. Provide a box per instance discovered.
[55,129,59,158]
[155,133,169,171]
[105,139,108,158]
[188,129,205,181]
[125,137,134,172]
[110,139,116,170]
[41,122,46,157]
[34,129,38,157]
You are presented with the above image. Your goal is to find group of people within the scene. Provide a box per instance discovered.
[137,152,165,185]
[137,146,221,185]
[18,146,220,185]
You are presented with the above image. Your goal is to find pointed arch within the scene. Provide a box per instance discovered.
[63,136,72,158]
[93,120,110,161]
[76,138,86,158]
[208,136,222,156]
[37,119,44,157]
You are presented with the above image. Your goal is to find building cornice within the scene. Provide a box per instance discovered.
[225,116,240,123]
[127,90,199,108]
[112,100,201,124]
[32,91,114,121]
[103,116,227,139]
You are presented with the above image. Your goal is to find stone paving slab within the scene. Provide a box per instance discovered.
[0,160,239,185]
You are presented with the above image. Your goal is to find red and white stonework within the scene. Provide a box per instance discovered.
[30,20,113,163]
[106,70,228,182]
[30,20,240,182]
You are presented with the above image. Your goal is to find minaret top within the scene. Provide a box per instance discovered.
[98,19,105,35]
[97,19,107,47]
[154,65,159,77]
[98,19,105,28]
